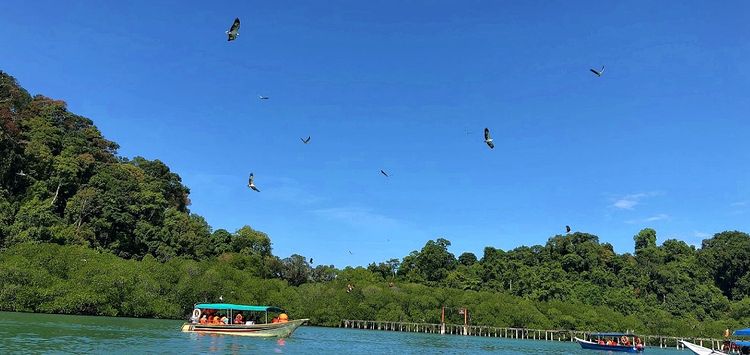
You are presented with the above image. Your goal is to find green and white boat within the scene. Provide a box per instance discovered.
[181,303,308,338]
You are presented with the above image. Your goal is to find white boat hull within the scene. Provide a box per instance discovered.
[181,319,308,337]
[679,340,727,355]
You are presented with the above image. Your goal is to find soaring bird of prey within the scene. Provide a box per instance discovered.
[247,173,260,192]
[566,225,571,234]
[226,18,240,41]
[380,170,389,177]
[258,95,269,100]
[484,128,494,149]
[348,250,353,255]
[309,258,313,264]
[301,136,311,144]
[590,66,605,77]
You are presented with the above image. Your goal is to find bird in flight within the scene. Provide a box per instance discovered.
[590,66,605,77]
[309,258,313,264]
[16,171,27,177]
[348,250,353,255]
[484,128,494,149]
[226,18,240,41]
[566,225,571,234]
[380,170,389,177]
[219,295,224,301]
[258,95,269,100]
[247,173,260,192]
[301,136,311,144]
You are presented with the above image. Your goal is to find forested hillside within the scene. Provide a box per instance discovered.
[2,70,750,337]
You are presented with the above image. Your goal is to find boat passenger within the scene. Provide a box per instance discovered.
[621,336,630,346]
[199,315,208,324]
[279,313,289,323]
[221,315,229,325]
[597,339,605,345]
[212,315,221,325]
[272,317,280,324]
[234,313,244,324]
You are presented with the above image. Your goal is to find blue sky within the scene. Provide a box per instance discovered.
[2,1,749,267]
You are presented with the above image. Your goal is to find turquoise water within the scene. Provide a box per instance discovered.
[0,312,689,354]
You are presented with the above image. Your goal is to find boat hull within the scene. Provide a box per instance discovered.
[679,340,727,355]
[576,337,643,353]
[181,319,308,337]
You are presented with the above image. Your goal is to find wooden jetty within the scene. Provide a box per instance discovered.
[341,320,736,352]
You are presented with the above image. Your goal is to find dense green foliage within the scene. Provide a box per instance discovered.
[2,70,750,338]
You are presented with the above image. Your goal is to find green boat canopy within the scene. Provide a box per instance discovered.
[195,303,285,313]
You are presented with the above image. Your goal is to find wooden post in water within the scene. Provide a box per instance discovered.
[440,307,446,335]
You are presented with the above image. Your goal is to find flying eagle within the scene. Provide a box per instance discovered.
[259,95,269,100]
[247,173,260,192]
[301,136,311,144]
[566,225,571,233]
[380,170,389,177]
[484,128,494,149]
[226,18,240,41]
[590,66,605,77]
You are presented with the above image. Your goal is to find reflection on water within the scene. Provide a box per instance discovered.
[0,312,685,354]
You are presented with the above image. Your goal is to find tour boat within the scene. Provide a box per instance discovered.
[575,333,644,353]
[732,328,750,354]
[180,303,308,337]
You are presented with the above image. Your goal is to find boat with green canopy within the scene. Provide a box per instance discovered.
[180,303,308,337]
